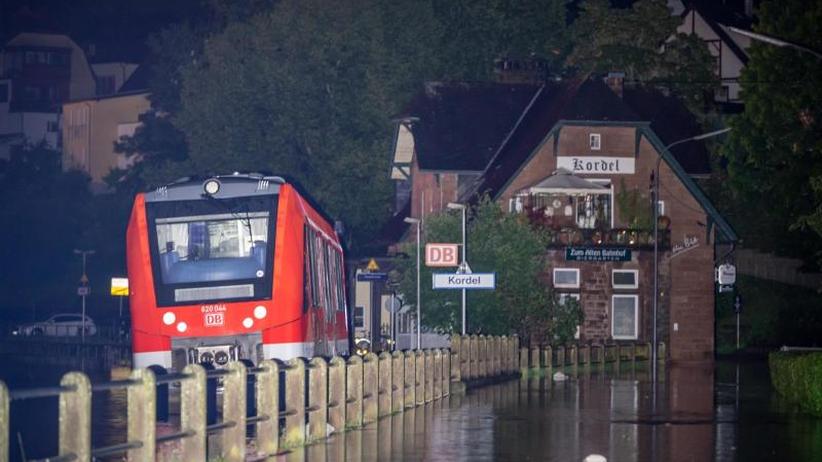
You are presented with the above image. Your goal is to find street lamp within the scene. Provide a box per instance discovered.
[446,202,468,335]
[404,217,422,349]
[651,127,731,382]
[74,248,95,343]
[728,27,822,60]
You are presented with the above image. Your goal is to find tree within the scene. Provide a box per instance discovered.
[394,199,582,345]
[567,0,718,111]
[721,0,822,265]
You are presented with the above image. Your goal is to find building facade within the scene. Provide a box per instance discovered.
[62,90,150,186]
[0,32,96,159]
[391,77,736,362]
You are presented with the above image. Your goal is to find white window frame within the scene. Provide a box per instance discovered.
[612,269,639,289]
[657,200,665,216]
[611,294,639,340]
[589,133,602,150]
[553,268,580,289]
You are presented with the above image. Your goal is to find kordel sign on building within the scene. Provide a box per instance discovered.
[565,247,631,262]
[557,156,635,174]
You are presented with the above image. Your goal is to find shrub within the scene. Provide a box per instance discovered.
[768,351,822,416]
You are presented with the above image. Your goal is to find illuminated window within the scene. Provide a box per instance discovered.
[590,133,601,150]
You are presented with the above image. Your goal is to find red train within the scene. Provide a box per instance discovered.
[126,174,349,370]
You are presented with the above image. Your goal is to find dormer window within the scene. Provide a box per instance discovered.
[589,133,601,151]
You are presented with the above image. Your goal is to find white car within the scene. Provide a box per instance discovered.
[14,314,97,337]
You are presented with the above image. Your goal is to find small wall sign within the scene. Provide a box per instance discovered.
[672,235,700,258]
[557,156,636,174]
[565,247,632,262]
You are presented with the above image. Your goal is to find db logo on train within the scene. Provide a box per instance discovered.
[204,312,225,326]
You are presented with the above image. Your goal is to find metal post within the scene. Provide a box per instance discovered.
[461,206,467,336]
[416,222,421,349]
[74,249,94,344]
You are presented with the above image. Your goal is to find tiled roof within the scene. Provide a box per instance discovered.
[398,82,540,171]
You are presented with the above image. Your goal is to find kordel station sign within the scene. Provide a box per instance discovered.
[432,273,495,290]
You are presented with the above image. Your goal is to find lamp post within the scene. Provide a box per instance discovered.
[651,128,731,383]
[446,202,468,335]
[404,217,422,349]
[74,248,95,343]
[728,27,822,60]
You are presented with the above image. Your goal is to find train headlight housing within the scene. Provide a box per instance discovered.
[253,305,267,319]
[200,351,214,364]
[203,179,221,195]
[214,351,230,365]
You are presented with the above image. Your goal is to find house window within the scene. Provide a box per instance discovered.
[612,270,638,289]
[354,306,364,328]
[589,133,601,150]
[553,268,580,289]
[612,295,638,340]
[657,200,665,216]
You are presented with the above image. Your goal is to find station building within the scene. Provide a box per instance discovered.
[390,75,737,362]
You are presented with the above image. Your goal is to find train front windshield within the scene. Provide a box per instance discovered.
[146,196,277,306]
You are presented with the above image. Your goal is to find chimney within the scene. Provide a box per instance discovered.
[605,72,625,98]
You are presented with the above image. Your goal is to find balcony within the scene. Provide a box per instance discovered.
[541,227,670,250]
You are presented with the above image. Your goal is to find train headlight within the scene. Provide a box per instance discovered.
[214,351,229,365]
[200,351,214,364]
[242,317,254,328]
[162,312,176,325]
[176,322,187,333]
[203,179,221,195]
[253,305,267,319]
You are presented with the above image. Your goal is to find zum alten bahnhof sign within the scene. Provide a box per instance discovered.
[565,246,632,262]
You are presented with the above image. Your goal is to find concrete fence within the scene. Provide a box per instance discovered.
[516,341,666,372]
[0,337,520,462]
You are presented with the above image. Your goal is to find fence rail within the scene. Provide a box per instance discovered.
[0,335,521,462]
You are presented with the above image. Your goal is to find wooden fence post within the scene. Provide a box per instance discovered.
[530,346,540,370]
[61,372,92,462]
[346,355,364,429]
[328,356,346,433]
[283,357,306,448]
[307,357,329,443]
[253,360,278,458]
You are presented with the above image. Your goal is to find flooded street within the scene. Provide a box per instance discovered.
[4,359,821,461]
[292,360,821,462]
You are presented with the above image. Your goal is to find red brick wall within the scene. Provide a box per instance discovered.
[409,159,460,220]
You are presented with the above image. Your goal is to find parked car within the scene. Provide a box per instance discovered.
[13,314,97,337]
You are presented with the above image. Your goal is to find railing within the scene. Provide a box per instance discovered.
[0,337,520,462]
[516,341,666,372]
[543,228,671,249]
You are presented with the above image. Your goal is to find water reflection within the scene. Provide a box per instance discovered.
[6,360,822,461]
[287,361,819,462]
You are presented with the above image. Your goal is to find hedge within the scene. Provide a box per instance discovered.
[768,351,822,416]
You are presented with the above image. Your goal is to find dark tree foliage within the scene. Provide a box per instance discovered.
[721,0,822,266]
[0,145,94,318]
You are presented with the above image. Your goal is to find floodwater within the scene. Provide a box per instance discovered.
[3,360,821,461]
